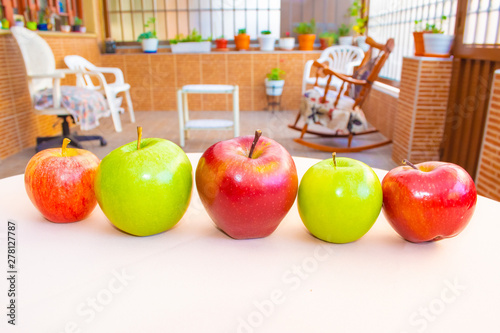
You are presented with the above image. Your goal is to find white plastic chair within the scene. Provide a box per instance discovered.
[64,55,135,132]
[302,45,364,94]
[10,27,108,151]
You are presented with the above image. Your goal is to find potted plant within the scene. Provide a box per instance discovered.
[349,0,369,51]
[14,18,24,27]
[235,28,250,51]
[294,19,316,51]
[137,17,158,53]
[279,31,295,50]
[338,24,352,45]
[61,22,71,32]
[413,20,431,56]
[170,29,212,53]
[72,16,82,32]
[26,21,37,31]
[215,35,228,50]
[423,16,454,56]
[37,14,48,31]
[265,67,286,96]
[259,30,276,51]
[319,31,338,50]
[1,18,10,30]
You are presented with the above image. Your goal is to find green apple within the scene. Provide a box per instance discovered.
[95,127,192,236]
[298,154,382,243]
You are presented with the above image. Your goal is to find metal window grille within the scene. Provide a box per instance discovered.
[463,0,500,45]
[368,0,459,82]
[104,0,281,43]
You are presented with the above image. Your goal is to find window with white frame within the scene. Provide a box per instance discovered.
[105,0,281,43]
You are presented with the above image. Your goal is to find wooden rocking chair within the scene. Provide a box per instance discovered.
[288,37,395,153]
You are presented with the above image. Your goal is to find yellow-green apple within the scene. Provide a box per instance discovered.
[196,130,298,239]
[298,153,382,243]
[382,160,477,243]
[94,127,192,236]
[25,138,100,223]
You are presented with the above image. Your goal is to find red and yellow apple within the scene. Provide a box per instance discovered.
[25,138,100,223]
[382,160,477,243]
[196,130,298,239]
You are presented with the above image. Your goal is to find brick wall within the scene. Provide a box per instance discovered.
[392,57,453,165]
[476,70,500,201]
[0,32,101,160]
[101,51,320,112]
[363,85,398,140]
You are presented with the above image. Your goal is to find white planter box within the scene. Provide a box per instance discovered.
[423,34,454,55]
[265,79,285,96]
[142,38,159,53]
[171,41,212,54]
[339,36,353,46]
[259,35,277,51]
[279,37,295,50]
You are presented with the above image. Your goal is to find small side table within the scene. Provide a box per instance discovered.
[177,84,239,147]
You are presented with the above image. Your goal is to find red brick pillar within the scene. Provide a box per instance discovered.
[476,69,500,201]
[392,56,453,165]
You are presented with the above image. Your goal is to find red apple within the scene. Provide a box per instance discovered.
[196,130,298,239]
[382,160,477,243]
[25,138,100,223]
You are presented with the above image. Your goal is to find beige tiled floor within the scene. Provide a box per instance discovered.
[0,110,396,179]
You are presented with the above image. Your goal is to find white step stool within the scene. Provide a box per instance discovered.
[177,84,240,147]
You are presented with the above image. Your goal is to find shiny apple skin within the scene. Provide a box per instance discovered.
[25,148,100,223]
[196,135,298,239]
[382,161,477,243]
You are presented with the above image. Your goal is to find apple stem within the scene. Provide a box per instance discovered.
[402,159,418,170]
[137,126,142,151]
[332,152,336,168]
[62,138,71,156]
[248,129,262,159]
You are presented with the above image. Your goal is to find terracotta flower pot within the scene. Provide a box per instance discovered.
[319,37,334,50]
[413,31,431,56]
[298,34,316,50]
[215,39,228,49]
[234,34,250,50]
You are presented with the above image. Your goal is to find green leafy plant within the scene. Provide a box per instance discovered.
[338,24,350,37]
[267,68,285,81]
[74,17,83,26]
[217,35,225,40]
[38,13,46,24]
[238,28,247,35]
[319,31,339,44]
[348,0,367,35]
[426,15,447,33]
[261,30,271,35]
[137,17,157,42]
[414,19,424,32]
[293,19,316,35]
[170,29,211,44]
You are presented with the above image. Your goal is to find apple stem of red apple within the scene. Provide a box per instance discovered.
[137,126,142,151]
[62,138,71,157]
[248,130,262,159]
[332,152,336,168]
[402,159,418,170]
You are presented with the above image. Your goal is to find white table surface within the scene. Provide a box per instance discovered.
[1,153,499,333]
